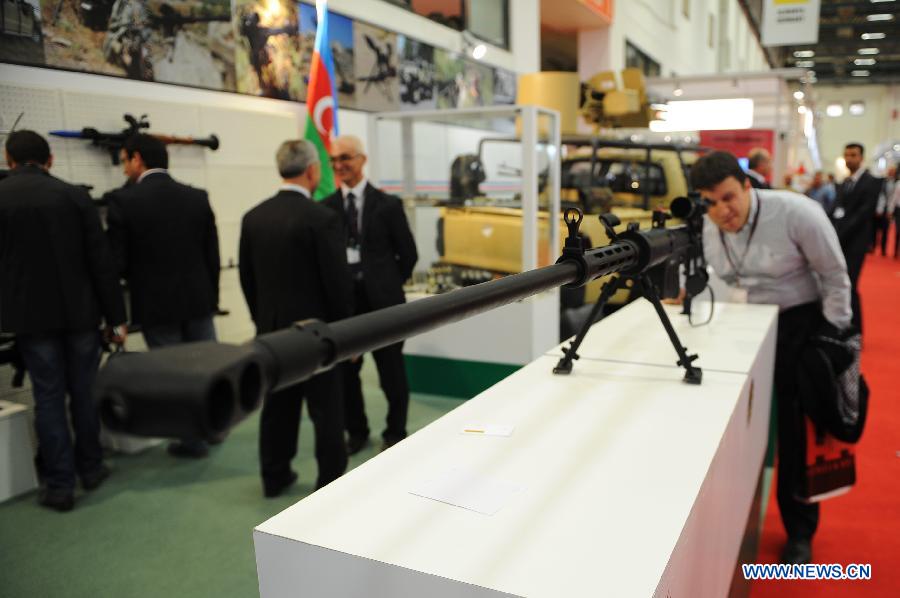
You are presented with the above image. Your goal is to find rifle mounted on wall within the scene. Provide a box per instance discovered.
[50,114,219,165]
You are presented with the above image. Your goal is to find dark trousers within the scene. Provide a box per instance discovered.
[259,367,347,490]
[343,281,410,442]
[894,208,900,258]
[845,252,865,335]
[143,315,216,449]
[871,214,890,256]
[17,330,103,492]
[774,302,822,541]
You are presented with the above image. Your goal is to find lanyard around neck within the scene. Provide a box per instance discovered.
[719,196,762,285]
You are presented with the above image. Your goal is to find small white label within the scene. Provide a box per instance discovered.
[346,247,361,264]
[833,207,846,220]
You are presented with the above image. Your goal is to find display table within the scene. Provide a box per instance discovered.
[403,291,558,398]
[0,400,38,503]
[254,302,778,597]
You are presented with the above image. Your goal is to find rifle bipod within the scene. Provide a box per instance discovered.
[552,211,702,384]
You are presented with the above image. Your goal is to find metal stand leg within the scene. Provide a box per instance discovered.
[553,276,623,375]
[637,275,702,384]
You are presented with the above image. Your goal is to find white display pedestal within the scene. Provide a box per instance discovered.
[0,400,38,502]
[254,302,777,597]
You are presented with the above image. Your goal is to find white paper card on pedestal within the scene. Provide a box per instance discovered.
[409,468,525,516]
[761,0,821,47]
[460,424,515,437]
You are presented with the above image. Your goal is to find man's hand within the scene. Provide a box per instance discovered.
[662,288,686,306]
[105,324,128,346]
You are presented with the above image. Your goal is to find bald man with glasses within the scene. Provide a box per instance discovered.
[324,135,418,454]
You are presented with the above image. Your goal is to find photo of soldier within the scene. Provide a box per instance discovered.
[353,21,398,112]
[233,0,304,100]
[457,59,493,108]
[397,34,435,110]
[432,48,461,109]
[0,0,46,65]
[299,1,354,108]
[38,0,235,90]
[492,67,516,105]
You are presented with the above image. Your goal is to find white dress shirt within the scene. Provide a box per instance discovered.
[703,188,852,329]
[137,168,168,183]
[340,177,368,231]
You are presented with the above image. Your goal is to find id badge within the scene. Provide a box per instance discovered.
[346,246,361,264]
[730,286,749,303]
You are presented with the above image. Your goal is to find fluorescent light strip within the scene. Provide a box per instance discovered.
[858,47,880,54]
[866,14,894,21]
[861,32,886,40]
[851,70,871,76]
[795,60,815,67]
[854,58,876,65]
[794,50,815,58]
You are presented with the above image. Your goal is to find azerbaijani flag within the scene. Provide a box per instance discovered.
[303,0,339,200]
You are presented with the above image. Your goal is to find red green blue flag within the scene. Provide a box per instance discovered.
[303,0,339,200]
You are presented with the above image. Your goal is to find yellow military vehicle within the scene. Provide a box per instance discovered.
[437,138,702,304]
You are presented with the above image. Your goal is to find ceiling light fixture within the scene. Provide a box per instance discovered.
[793,90,805,100]
[826,103,843,117]
[866,14,894,21]
[851,70,871,76]
[861,32,886,40]
[795,60,815,68]
[854,58,876,65]
[461,30,487,60]
[793,50,815,58]
[858,47,880,54]
[849,102,865,116]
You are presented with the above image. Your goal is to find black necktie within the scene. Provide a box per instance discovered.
[842,177,855,196]
[346,192,359,247]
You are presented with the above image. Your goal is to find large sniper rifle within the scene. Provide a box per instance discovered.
[94,196,709,443]
[50,114,219,165]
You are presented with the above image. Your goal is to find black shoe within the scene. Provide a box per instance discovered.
[167,441,209,459]
[39,488,75,512]
[380,437,403,452]
[264,471,298,498]
[346,435,370,456]
[781,537,812,565]
[81,465,110,491]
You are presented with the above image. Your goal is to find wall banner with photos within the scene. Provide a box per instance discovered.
[1,0,516,112]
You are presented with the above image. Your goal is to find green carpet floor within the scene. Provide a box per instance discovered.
[0,362,461,597]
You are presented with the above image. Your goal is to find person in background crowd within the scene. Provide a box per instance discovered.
[887,166,900,259]
[239,139,352,496]
[873,166,896,257]
[829,142,883,336]
[690,151,851,566]
[0,131,127,512]
[805,170,836,213]
[324,135,418,455]
[104,134,220,458]
[746,147,772,189]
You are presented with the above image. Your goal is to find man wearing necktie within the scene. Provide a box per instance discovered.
[239,139,353,496]
[324,135,418,454]
[829,142,884,335]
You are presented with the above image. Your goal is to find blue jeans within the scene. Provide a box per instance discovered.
[17,330,103,492]
[142,315,217,448]
[141,315,217,348]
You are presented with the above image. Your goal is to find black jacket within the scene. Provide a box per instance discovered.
[105,172,220,327]
[830,170,883,267]
[0,165,126,334]
[239,190,353,334]
[324,183,418,309]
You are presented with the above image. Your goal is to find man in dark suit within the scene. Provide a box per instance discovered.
[239,139,353,496]
[0,131,127,511]
[829,142,883,335]
[105,134,220,458]
[746,147,772,189]
[324,135,418,454]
